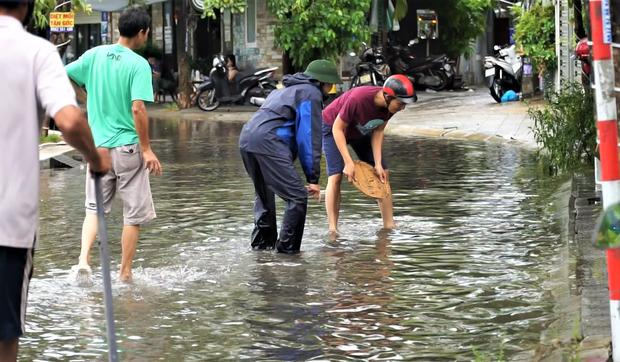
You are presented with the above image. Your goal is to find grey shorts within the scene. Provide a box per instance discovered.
[85,144,156,225]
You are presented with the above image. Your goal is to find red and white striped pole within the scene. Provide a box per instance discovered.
[590,0,620,359]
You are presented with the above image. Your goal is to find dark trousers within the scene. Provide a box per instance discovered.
[240,150,308,253]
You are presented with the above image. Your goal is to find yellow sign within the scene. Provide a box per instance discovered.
[49,12,74,32]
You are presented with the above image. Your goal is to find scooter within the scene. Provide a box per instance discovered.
[484,44,522,103]
[196,54,278,111]
[349,42,391,88]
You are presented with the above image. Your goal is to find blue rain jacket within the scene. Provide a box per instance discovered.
[239,73,323,184]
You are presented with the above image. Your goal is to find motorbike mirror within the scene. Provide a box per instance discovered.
[494,45,501,51]
[361,41,368,48]
[408,38,419,46]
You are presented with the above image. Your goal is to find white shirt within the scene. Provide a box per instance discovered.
[0,15,77,249]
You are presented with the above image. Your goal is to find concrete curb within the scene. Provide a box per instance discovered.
[385,125,531,148]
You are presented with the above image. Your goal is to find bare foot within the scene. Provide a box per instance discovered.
[71,264,93,287]
[327,230,339,242]
[119,271,133,283]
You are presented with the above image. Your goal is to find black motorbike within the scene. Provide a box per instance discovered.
[196,54,278,111]
[384,39,456,91]
[349,42,391,88]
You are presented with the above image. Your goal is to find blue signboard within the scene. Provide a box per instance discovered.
[602,0,612,44]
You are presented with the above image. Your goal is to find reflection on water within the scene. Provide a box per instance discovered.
[28,118,563,360]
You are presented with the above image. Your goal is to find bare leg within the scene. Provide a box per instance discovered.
[78,213,98,267]
[377,175,395,229]
[119,225,140,282]
[325,174,343,233]
[377,194,395,229]
[0,339,18,362]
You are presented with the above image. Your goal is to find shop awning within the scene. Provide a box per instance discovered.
[85,0,168,12]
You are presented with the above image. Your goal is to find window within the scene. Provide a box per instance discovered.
[245,0,257,47]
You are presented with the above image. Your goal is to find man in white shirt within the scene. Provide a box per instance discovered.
[0,1,110,360]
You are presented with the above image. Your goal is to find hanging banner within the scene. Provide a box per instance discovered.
[49,12,74,32]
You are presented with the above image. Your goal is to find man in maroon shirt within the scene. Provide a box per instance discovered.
[322,75,416,233]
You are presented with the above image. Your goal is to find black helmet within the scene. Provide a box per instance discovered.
[382,74,417,104]
[0,0,35,26]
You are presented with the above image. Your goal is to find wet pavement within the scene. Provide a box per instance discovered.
[25,118,571,360]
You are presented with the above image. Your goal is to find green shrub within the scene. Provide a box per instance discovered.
[530,83,596,173]
[40,134,62,144]
[513,4,556,74]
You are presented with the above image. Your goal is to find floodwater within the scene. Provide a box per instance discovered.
[26,118,564,360]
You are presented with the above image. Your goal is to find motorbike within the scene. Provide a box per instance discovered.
[484,44,522,103]
[349,42,391,88]
[575,37,592,89]
[386,39,456,91]
[196,54,278,111]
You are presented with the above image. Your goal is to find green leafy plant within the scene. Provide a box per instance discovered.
[201,0,246,18]
[33,0,91,29]
[434,0,495,60]
[530,83,596,173]
[513,4,556,73]
[393,0,408,21]
[266,0,372,69]
[40,134,62,143]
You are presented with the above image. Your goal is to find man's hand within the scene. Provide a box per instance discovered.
[143,148,163,176]
[343,161,356,183]
[375,165,387,184]
[307,183,321,202]
[90,148,111,175]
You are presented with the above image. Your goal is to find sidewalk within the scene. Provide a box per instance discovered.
[387,87,539,148]
[147,102,256,123]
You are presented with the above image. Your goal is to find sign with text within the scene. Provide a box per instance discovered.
[49,12,74,32]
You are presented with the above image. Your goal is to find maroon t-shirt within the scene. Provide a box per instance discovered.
[322,86,392,139]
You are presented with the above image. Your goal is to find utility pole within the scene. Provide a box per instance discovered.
[589,0,620,360]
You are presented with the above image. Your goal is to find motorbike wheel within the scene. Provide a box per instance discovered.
[197,89,220,111]
[489,79,502,103]
[427,71,448,91]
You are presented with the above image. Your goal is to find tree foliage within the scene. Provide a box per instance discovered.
[201,0,246,18]
[33,0,91,29]
[393,0,407,22]
[434,0,495,59]
[266,0,372,69]
[512,4,556,73]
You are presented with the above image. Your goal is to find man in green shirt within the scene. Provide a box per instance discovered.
[66,6,162,284]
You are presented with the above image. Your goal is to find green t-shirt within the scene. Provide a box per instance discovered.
[66,44,154,148]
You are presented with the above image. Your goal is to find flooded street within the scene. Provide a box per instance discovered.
[26,118,564,360]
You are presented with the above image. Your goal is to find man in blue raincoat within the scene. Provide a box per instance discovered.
[239,59,342,254]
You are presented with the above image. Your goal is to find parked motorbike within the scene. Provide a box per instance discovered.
[349,42,391,88]
[484,44,522,103]
[384,39,457,91]
[196,54,278,111]
[575,37,592,89]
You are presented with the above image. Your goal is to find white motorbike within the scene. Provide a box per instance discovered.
[484,45,522,103]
